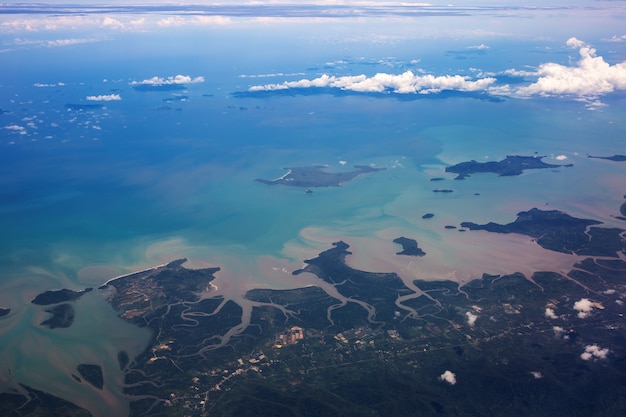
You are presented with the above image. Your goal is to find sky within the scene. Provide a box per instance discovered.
[3,1,626,108]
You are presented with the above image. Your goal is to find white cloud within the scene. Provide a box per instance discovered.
[467,43,489,50]
[250,71,496,95]
[465,311,478,326]
[573,298,595,319]
[239,72,306,79]
[102,17,124,29]
[580,344,609,361]
[4,124,26,132]
[247,39,626,106]
[554,155,567,161]
[566,37,586,48]
[553,326,565,337]
[157,16,232,27]
[512,39,626,100]
[439,370,456,385]
[530,371,543,379]
[130,75,205,86]
[86,94,121,101]
[544,308,557,319]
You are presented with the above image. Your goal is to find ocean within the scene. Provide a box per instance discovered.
[1,10,625,416]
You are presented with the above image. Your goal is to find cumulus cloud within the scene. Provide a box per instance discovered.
[530,371,543,379]
[544,308,557,319]
[573,298,596,318]
[553,325,565,337]
[86,94,121,101]
[102,17,124,29]
[465,311,478,326]
[247,39,626,106]
[566,37,586,48]
[4,124,26,133]
[439,370,457,385]
[250,71,496,95]
[512,38,626,99]
[580,344,609,361]
[130,75,205,86]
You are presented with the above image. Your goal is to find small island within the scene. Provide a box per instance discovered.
[40,304,75,329]
[256,165,385,188]
[0,307,10,317]
[393,237,426,256]
[588,154,626,162]
[76,364,104,390]
[64,103,104,110]
[445,155,572,180]
[422,213,434,219]
[32,288,93,306]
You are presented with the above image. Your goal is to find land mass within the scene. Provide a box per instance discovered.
[40,304,75,329]
[0,307,10,317]
[588,154,626,162]
[76,364,104,390]
[393,237,426,256]
[31,288,93,306]
[461,208,626,257]
[7,211,626,417]
[445,155,572,180]
[256,165,385,188]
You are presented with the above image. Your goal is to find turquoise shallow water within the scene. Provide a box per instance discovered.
[1,17,626,416]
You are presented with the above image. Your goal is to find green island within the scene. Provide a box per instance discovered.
[40,303,75,329]
[445,155,572,180]
[393,237,426,256]
[76,364,104,390]
[256,165,385,188]
[31,288,93,306]
[587,154,626,162]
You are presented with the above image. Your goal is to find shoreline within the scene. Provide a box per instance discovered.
[99,263,168,287]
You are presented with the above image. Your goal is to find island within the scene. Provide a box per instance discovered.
[76,364,104,390]
[31,288,93,305]
[445,155,572,180]
[393,237,426,256]
[133,84,186,92]
[64,103,104,110]
[40,304,75,329]
[588,154,626,162]
[422,213,435,219]
[0,307,10,317]
[255,165,385,188]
